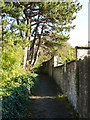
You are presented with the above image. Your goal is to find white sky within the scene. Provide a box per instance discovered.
[68,0,88,47]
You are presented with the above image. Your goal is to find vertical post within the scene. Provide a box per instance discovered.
[88,2,90,117]
[89,2,90,47]
[88,2,90,57]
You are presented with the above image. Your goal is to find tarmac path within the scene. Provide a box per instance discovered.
[28,73,74,118]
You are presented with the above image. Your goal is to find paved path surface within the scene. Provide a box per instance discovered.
[28,73,73,118]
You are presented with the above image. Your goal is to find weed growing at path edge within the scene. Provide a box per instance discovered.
[55,94,79,119]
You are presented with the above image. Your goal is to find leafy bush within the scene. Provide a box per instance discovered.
[1,32,25,82]
[2,85,30,119]
[2,73,39,119]
[31,61,41,73]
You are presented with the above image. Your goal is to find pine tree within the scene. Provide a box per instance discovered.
[1,1,82,67]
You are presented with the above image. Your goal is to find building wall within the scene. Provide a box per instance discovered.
[76,46,90,60]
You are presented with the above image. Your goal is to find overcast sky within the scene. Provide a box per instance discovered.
[68,0,88,47]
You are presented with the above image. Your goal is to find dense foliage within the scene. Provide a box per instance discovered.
[2,73,39,119]
[1,31,40,119]
[1,31,39,119]
[38,42,76,65]
[2,33,24,81]
[1,24,39,119]
[57,43,76,64]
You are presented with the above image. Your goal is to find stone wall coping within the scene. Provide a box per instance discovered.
[42,56,54,65]
[54,64,64,68]
[75,46,90,49]
[54,60,76,68]
[42,61,49,64]
[67,60,76,64]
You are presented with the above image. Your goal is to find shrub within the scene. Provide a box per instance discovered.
[2,73,39,119]
[2,85,30,119]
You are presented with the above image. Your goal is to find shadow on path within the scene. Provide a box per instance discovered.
[28,73,73,118]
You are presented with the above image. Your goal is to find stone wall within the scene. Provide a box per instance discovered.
[41,47,90,118]
[41,57,54,77]
[88,56,90,116]
[51,60,77,109]
[77,57,88,118]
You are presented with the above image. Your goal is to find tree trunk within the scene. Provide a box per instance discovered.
[30,23,39,65]
[23,46,28,67]
[1,14,4,50]
[32,36,41,66]
[23,17,30,67]
[32,25,44,66]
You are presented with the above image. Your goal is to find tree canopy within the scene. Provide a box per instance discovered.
[1,1,82,67]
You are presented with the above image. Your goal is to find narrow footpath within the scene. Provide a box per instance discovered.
[28,73,74,118]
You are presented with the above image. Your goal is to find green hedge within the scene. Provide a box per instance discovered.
[2,73,39,119]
